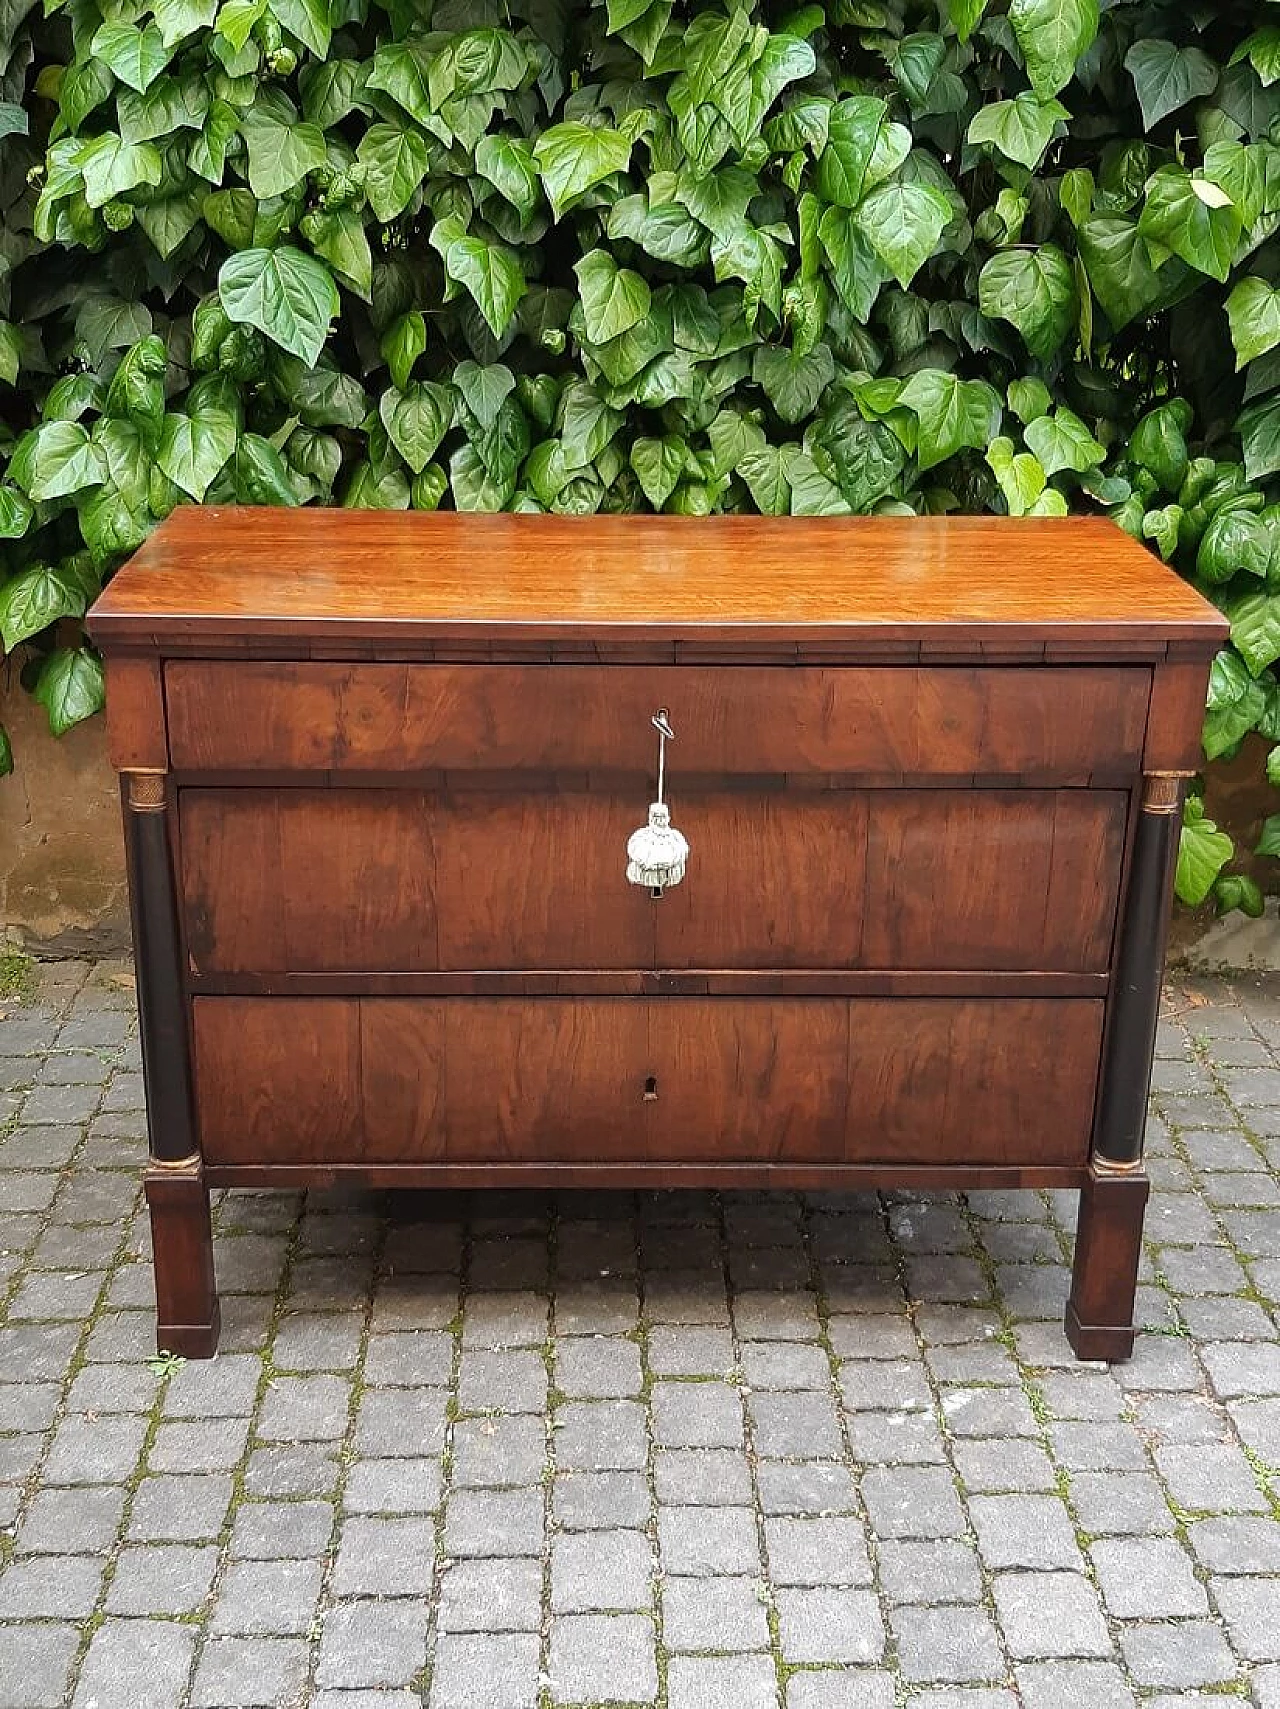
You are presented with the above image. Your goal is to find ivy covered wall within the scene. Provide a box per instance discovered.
[1,0,1279,909]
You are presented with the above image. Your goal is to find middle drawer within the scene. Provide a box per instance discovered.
[179,786,1126,975]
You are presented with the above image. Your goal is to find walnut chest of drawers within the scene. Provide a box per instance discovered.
[87,509,1226,1360]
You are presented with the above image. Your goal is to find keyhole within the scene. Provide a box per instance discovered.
[642,1076,659,1102]
[650,885,664,901]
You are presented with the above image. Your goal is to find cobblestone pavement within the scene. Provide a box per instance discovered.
[2,959,1280,1709]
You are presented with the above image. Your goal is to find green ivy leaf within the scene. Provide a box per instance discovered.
[1176,797,1234,905]
[1198,509,1274,584]
[1229,591,1280,677]
[575,250,652,346]
[946,0,988,41]
[1227,276,1280,371]
[474,133,538,218]
[90,21,170,93]
[76,134,164,208]
[814,96,886,209]
[1077,216,1165,331]
[1124,39,1219,130]
[0,485,34,539]
[218,246,339,366]
[1024,406,1105,476]
[852,182,951,290]
[0,566,86,651]
[8,421,109,502]
[967,93,1068,170]
[1240,397,1280,485]
[1138,165,1243,284]
[738,443,791,514]
[438,229,524,338]
[630,435,686,509]
[0,723,11,777]
[272,0,331,60]
[357,124,430,222]
[156,408,237,499]
[987,436,1047,516]
[241,107,327,198]
[381,312,427,392]
[898,370,1001,471]
[977,244,1076,359]
[378,383,453,474]
[1008,0,1099,100]
[533,122,632,219]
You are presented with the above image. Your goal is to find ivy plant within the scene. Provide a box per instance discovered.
[1,0,1279,914]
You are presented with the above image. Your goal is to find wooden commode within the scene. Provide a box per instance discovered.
[87,510,1226,1360]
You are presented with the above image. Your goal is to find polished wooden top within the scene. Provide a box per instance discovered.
[88,509,1227,650]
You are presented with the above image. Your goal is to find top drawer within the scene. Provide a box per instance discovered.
[165,662,1149,778]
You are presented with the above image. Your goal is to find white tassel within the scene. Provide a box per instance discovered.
[627,802,690,890]
[626,710,690,894]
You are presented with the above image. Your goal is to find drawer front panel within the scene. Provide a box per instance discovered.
[193,997,1102,1167]
[180,788,1126,975]
[165,661,1148,778]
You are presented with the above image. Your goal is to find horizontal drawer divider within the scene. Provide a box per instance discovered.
[187,969,1110,998]
[203,1161,1089,1192]
[172,769,1140,791]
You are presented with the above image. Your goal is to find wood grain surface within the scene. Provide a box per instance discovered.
[178,787,1126,976]
[164,660,1150,777]
[88,510,1227,650]
[192,996,1102,1168]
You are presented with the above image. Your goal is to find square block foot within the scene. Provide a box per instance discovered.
[1064,1302,1136,1363]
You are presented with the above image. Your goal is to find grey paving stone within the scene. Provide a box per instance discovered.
[437,1558,543,1632]
[43,1411,149,1483]
[0,1381,60,1432]
[16,1484,126,1554]
[1202,1339,1280,1398]
[951,1438,1057,1493]
[861,1467,967,1539]
[1211,1575,1280,1659]
[845,1411,946,1465]
[0,1554,105,1618]
[890,1604,1005,1684]
[333,1516,436,1597]
[655,1448,754,1506]
[555,1336,643,1397]
[259,1372,352,1441]
[992,1572,1112,1659]
[457,1348,548,1413]
[460,1291,548,1348]
[1015,1662,1137,1709]
[0,1622,81,1709]
[452,1414,545,1486]
[660,1505,760,1575]
[1117,1620,1237,1687]
[230,1497,334,1558]
[106,1542,219,1614]
[969,1495,1083,1571]
[785,1674,896,1709]
[551,1528,654,1611]
[189,1637,310,1708]
[443,1489,545,1557]
[317,1599,430,1690]
[1089,1537,1208,1618]
[429,1632,541,1709]
[555,1469,650,1530]
[877,1539,983,1605]
[244,1441,340,1496]
[210,1557,326,1634]
[344,1457,443,1515]
[1067,1471,1176,1536]
[72,1618,197,1709]
[741,1340,831,1390]
[152,1416,253,1474]
[776,1587,886,1664]
[362,1329,453,1386]
[128,1473,234,1542]
[765,1516,871,1587]
[750,1390,844,1458]
[557,1399,648,1470]
[663,1576,771,1652]
[653,1380,745,1449]
[547,1613,658,1704]
[354,1388,449,1458]
[647,1325,735,1375]
[756,1460,858,1516]
[1188,1514,1280,1573]
[667,1654,780,1709]
[1154,1442,1268,1512]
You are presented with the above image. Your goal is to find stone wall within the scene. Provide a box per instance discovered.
[0,675,129,953]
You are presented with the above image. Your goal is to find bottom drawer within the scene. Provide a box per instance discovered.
[193,997,1102,1168]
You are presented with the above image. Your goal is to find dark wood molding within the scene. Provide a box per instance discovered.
[122,772,198,1165]
[1066,1162,1151,1360]
[1091,773,1185,1168]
